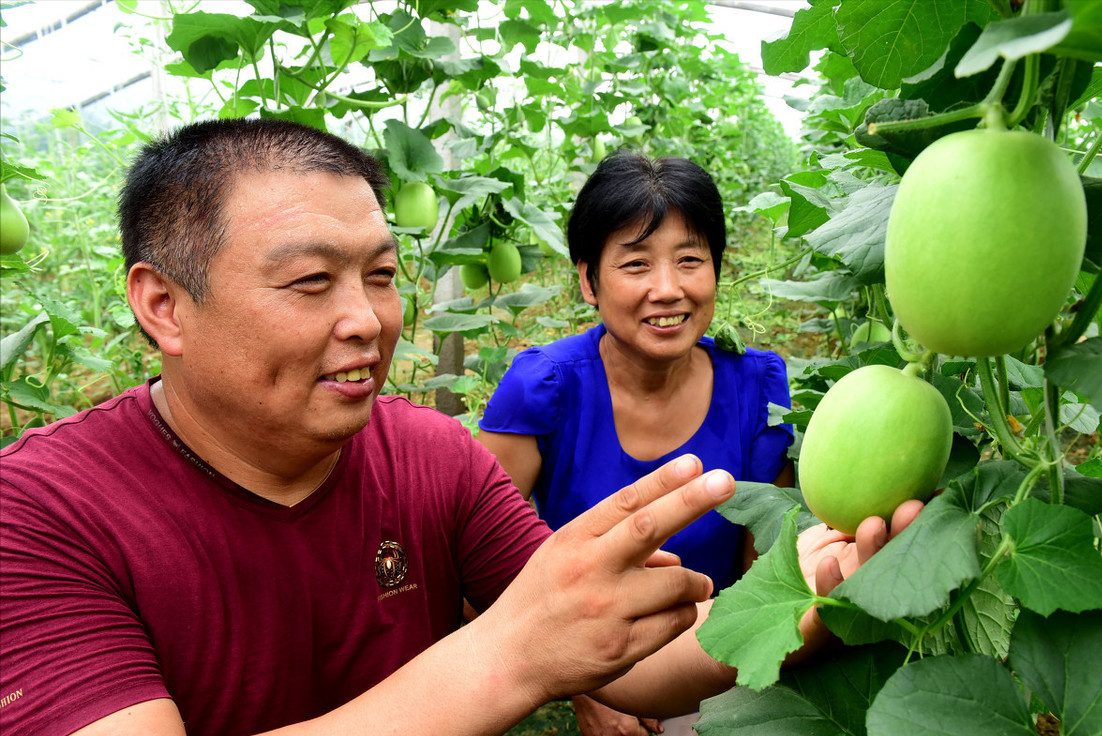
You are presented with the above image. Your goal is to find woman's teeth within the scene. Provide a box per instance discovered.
[646,315,687,327]
[329,369,368,382]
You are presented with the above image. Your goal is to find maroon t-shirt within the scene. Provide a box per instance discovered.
[0,380,551,735]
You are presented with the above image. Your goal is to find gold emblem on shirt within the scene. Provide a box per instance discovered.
[375,540,408,588]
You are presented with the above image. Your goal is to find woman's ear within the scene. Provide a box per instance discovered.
[576,261,598,307]
[127,263,186,356]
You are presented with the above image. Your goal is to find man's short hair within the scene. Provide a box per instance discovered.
[118,118,389,304]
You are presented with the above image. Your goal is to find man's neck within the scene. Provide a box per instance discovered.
[150,378,342,506]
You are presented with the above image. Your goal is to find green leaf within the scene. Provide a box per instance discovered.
[499,19,540,54]
[4,377,76,418]
[760,0,841,76]
[500,197,565,255]
[421,312,498,335]
[0,313,49,372]
[1076,458,1102,479]
[35,295,81,342]
[836,0,994,89]
[866,654,1034,736]
[167,12,274,71]
[741,191,790,226]
[1046,338,1102,412]
[429,223,491,267]
[805,182,895,284]
[996,498,1102,616]
[760,272,860,309]
[777,175,831,238]
[1009,609,1102,736]
[1060,467,1102,517]
[696,643,907,736]
[383,120,444,181]
[392,337,438,367]
[829,491,981,621]
[956,12,1074,77]
[696,508,814,690]
[325,16,388,66]
[436,176,511,214]
[49,108,82,129]
[491,283,560,312]
[1051,0,1102,62]
[1083,176,1102,271]
[715,482,819,555]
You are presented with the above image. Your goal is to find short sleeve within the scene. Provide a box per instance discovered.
[747,351,795,482]
[478,348,561,436]
[0,480,169,736]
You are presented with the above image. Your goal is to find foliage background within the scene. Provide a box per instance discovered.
[2,0,1100,734]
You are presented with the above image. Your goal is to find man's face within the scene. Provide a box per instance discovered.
[171,168,402,462]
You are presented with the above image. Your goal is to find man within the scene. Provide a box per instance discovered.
[0,119,916,736]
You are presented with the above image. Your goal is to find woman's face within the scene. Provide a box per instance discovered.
[578,210,717,366]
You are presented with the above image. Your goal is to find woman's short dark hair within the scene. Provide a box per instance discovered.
[566,150,727,292]
[118,118,389,304]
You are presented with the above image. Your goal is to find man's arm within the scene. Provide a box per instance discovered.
[73,456,734,736]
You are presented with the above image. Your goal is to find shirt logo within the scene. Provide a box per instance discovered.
[375,540,408,588]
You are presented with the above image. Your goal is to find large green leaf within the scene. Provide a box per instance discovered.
[805,182,895,284]
[866,655,1034,736]
[715,481,819,555]
[421,312,498,335]
[0,312,49,372]
[436,176,511,214]
[835,0,996,89]
[760,272,860,310]
[777,172,831,238]
[1051,0,1102,62]
[383,120,444,181]
[1009,609,1102,736]
[996,498,1102,615]
[696,508,815,690]
[828,490,981,622]
[500,198,565,255]
[956,12,1074,77]
[167,12,274,71]
[760,0,841,76]
[696,643,907,736]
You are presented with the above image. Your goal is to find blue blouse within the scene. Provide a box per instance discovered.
[479,324,794,589]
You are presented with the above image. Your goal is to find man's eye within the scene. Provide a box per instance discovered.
[292,273,330,289]
[368,268,397,284]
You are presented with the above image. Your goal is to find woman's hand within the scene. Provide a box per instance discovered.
[792,499,925,660]
[572,694,663,736]
[799,499,925,595]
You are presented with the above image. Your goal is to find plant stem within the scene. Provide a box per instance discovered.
[890,320,926,363]
[1007,54,1040,129]
[977,356,1037,467]
[1078,131,1102,174]
[866,103,984,136]
[1042,372,1065,504]
[720,245,811,291]
[995,355,1010,416]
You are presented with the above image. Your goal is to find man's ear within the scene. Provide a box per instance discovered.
[127,263,187,357]
[576,261,598,307]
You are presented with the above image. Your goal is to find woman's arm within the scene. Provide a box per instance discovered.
[477,430,542,500]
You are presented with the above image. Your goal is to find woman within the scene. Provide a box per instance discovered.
[477,151,794,736]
